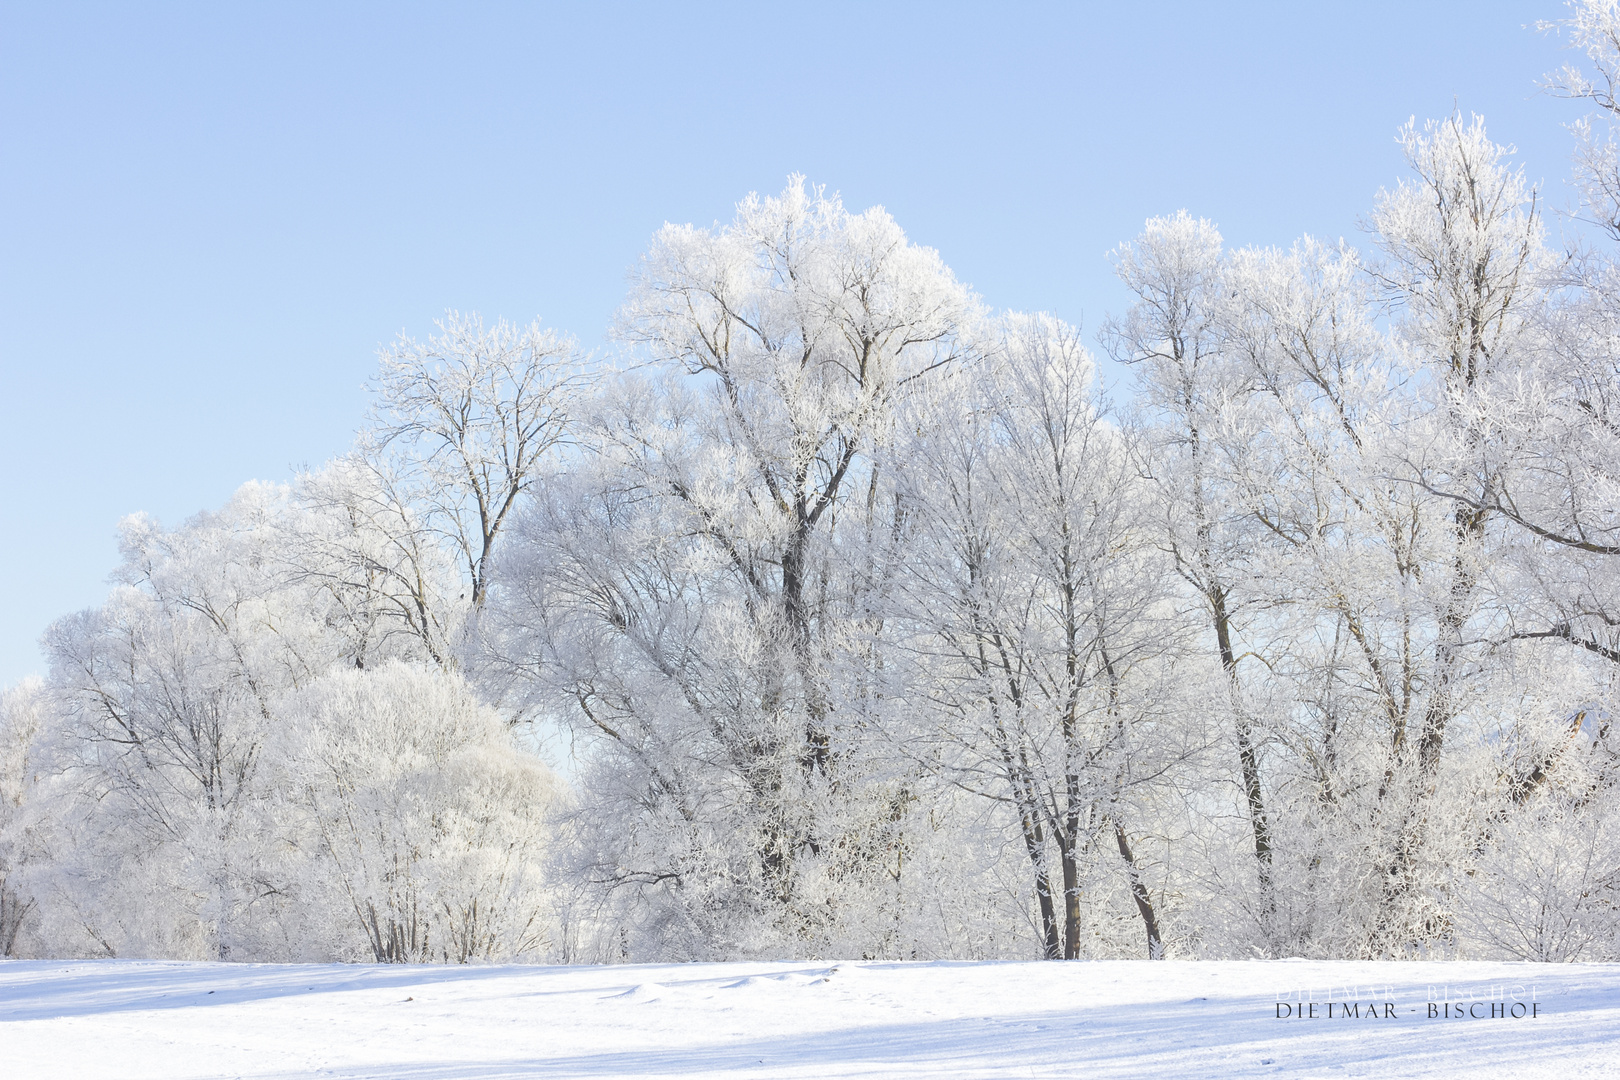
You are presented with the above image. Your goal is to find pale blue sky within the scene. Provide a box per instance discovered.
[0,1,1596,685]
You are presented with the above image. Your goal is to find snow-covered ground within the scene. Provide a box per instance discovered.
[1,958,1615,1079]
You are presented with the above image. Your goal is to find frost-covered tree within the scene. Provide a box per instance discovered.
[1368,113,1548,945]
[38,487,317,959]
[899,313,1189,959]
[276,663,557,963]
[370,312,586,617]
[1102,213,1280,941]
[1429,5,1620,672]
[0,680,43,956]
[491,177,988,959]
[16,477,562,962]
[14,10,1620,966]
[286,457,463,671]
[1542,0,1620,241]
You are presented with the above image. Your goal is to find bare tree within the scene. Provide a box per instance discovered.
[902,314,1183,959]
[286,458,462,670]
[370,311,587,614]
[1103,212,1278,937]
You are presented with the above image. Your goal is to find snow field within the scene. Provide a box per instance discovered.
[2,958,1617,1079]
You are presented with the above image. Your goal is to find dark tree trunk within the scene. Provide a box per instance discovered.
[1114,823,1163,959]
[1211,588,1274,923]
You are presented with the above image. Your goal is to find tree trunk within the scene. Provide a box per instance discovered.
[1114,822,1163,959]
[781,528,830,776]
[1381,501,1485,949]
[1010,787,1060,959]
[1211,588,1274,925]
[1060,834,1083,960]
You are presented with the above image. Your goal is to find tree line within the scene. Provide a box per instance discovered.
[3,2,1620,965]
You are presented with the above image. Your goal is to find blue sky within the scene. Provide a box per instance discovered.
[0,1,1597,685]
